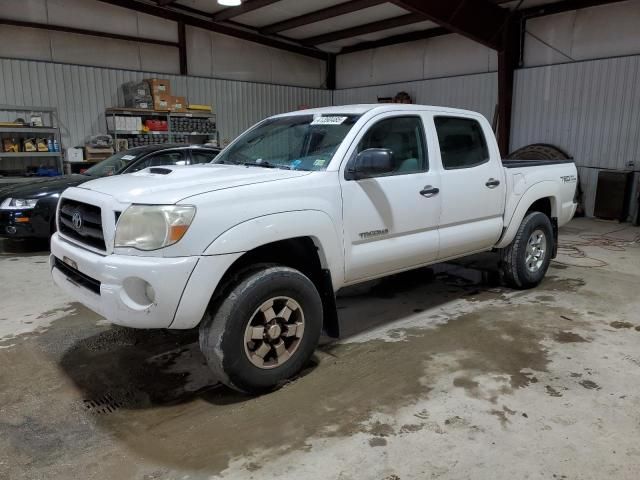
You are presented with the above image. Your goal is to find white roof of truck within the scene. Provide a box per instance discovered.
[275,104,479,117]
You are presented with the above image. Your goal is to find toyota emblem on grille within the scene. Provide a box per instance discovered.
[72,211,83,231]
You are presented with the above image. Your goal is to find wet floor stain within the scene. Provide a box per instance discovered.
[399,423,423,433]
[610,321,635,329]
[545,386,563,397]
[579,380,601,390]
[369,437,387,447]
[536,295,556,302]
[489,406,517,427]
[554,331,588,343]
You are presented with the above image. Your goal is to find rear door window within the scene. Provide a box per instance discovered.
[434,116,489,170]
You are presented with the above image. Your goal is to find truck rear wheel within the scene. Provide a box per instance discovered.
[199,265,323,394]
[500,211,554,289]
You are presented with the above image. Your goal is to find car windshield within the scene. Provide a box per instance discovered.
[213,114,361,171]
[84,151,142,176]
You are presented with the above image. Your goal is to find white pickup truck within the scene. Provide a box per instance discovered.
[50,104,577,393]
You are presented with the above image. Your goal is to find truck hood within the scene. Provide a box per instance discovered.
[78,164,311,204]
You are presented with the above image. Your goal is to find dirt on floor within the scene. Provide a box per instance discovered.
[1,218,640,480]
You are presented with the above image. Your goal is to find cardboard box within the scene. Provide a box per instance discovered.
[170,96,187,112]
[85,146,114,162]
[146,78,171,96]
[153,94,171,111]
[66,147,84,163]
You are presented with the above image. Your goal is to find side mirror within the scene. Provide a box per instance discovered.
[350,148,394,180]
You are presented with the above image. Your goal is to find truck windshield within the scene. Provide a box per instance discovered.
[213,114,361,171]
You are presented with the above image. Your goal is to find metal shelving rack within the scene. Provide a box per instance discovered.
[105,108,218,151]
[0,105,63,176]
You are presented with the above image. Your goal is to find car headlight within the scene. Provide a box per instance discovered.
[1,198,38,209]
[115,205,196,251]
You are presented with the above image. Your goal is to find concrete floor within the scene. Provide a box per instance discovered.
[1,217,639,479]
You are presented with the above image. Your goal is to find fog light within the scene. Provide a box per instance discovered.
[145,283,156,303]
[6,226,17,234]
[121,277,157,309]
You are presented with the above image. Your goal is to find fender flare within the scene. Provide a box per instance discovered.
[204,210,344,288]
[495,181,559,249]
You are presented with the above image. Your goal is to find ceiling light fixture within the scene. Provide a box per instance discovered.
[217,0,242,6]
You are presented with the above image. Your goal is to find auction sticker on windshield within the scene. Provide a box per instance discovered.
[311,116,347,125]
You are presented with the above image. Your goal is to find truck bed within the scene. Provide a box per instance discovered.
[502,159,575,168]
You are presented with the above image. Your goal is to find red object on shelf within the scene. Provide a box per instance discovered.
[145,119,168,131]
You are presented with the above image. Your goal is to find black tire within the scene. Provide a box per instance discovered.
[500,211,554,289]
[506,143,571,160]
[199,265,323,394]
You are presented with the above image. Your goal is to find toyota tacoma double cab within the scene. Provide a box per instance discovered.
[50,105,577,393]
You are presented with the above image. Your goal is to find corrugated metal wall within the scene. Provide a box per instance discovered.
[511,55,640,218]
[332,72,498,123]
[0,57,332,155]
[3,55,639,219]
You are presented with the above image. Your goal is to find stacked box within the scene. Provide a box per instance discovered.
[170,96,187,113]
[146,78,172,110]
[153,94,171,111]
[146,78,171,96]
[122,81,153,109]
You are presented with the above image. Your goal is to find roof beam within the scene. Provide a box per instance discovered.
[157,0,176,5]
[389,0,508,50]
[340,26,449,54]
[519,0,629,18]
[212,0,282,22]
[96,0,326,59]
[260,0,387,35]
[0,17,179,48]
[302,13,425,46]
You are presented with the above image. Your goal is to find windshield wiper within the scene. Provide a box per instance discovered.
[242,161,291,170]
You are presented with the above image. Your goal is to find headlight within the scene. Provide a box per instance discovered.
[1,198,38,209]
[115,205,196,251]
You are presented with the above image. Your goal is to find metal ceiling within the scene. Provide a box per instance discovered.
[94,0,628,58]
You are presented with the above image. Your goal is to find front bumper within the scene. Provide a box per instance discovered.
[0,209,49,238]
[50,233,242,329]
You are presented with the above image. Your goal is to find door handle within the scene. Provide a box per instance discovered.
[485,178,501,188]
[420,185,440,197]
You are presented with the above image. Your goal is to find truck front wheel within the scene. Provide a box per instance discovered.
[500,211,554,289]
[199,265,323,394]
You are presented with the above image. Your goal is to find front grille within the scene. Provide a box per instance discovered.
[58,199,106,250]
[54,257,101,295]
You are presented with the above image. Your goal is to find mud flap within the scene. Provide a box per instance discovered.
[320,269,340,338]
[551,217,559,258]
